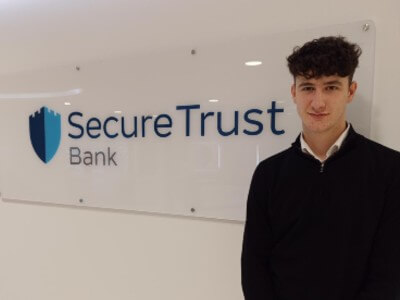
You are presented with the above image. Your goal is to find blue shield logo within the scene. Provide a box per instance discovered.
[29,106,61,163]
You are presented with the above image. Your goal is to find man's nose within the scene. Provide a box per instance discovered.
[310,90,326,112]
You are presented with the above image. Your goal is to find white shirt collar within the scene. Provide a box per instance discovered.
[300,123,350,162]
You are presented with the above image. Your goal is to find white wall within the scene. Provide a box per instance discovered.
[0,0,399,299]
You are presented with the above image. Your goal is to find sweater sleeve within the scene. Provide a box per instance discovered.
[241,163,276,299]
[355,162,400,300]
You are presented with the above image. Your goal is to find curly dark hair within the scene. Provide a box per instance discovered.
[287,36,362,83]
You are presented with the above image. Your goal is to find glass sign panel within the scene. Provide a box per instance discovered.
[0,20,375,221]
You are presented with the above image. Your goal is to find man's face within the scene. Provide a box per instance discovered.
[291,75,357,136]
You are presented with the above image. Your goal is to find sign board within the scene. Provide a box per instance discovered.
[0,20,375,221]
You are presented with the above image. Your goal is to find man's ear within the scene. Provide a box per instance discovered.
[291,83,296,103]
[347,81,358,103]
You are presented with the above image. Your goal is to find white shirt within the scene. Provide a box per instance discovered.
[300,123,350,163]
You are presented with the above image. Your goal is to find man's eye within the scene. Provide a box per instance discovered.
[302,87,314,91]
[326,86,338,90]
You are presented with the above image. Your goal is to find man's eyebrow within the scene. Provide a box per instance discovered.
[323,80,342,86]
[298,82,314,87]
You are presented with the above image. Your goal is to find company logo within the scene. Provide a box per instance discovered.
[28,101,285,167]
[29,106,61,163]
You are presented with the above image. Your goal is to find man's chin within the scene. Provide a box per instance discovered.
[303,122,330,134]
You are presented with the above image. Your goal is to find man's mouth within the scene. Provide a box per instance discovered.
[308,113,329,119]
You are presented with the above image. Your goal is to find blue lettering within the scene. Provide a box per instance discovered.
[86,117,102,139]
[267,101,285,135]
[67,101,285,139]
[243,109,263,135]
[121,116,138,138]
[68,112,84,139]
[154,114,173,138]
[217,111,239,136]
[176,104,200,136]
[201,112,215,136]
[141,115,153,137]
[104,117,119,138]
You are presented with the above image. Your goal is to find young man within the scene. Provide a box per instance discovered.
[241,36,400,300]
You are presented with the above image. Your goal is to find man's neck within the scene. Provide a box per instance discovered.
[302,122,347,161]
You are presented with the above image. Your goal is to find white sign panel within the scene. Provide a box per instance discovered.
[0,20,375,221]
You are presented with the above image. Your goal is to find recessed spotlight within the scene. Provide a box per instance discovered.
[209,99,219,103]
[114,110,122,114]
[245,61,262,66]
[64,102,71,106]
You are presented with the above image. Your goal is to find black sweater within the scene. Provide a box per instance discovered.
[241,126,400,300]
